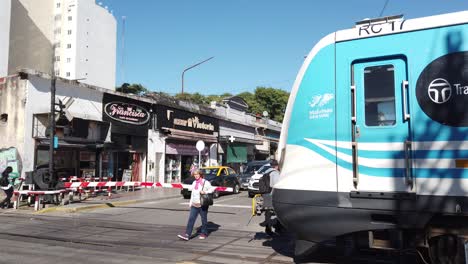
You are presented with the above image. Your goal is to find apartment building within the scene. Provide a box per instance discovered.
[2,0,116,89]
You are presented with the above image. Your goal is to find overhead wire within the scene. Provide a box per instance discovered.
[379,0,390,17]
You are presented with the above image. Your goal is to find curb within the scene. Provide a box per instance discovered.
[35,194,182,214]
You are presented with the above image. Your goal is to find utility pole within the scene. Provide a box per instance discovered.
[181,56,214,94]
[49,74,56,187]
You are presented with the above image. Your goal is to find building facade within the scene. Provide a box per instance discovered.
[0,70,281,184]
[0,0,11,77]
[3,0,116,89]
[0,70,106,180]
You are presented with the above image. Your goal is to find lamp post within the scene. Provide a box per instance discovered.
[181,56,214,94]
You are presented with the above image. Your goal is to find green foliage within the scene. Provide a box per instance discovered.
[125,84,289,122]
[237,87,289,122]
[175,92,232,105]
[116,83,149,95]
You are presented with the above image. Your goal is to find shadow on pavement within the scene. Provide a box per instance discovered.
[197,221,220,237]
[251,230,340,264]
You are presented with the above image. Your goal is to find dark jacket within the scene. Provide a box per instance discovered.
[0,170,11,187]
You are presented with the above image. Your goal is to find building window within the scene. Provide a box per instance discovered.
[56,3,60,8]
[0,114,8,124]
[55,42,61,48]
[66,72,70,77]
[67,44,71,49]
[68,16,72,21]
[55,56,60,62]
[67,30,72,35]
[67,58,71,63]
[54,28,61,35]
[54,14,61,21]
[55,70,60,76]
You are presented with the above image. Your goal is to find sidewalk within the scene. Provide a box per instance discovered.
[8,187,182,214]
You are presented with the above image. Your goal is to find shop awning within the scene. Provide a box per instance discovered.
[218,136,262,145]
[164,128,218,143]
[227,145,247,163]
[36,138,92,149]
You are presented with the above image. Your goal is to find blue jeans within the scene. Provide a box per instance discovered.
[185,206,209,236]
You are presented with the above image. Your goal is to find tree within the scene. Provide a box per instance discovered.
[237,87,289,122]
[174,92,233,105]
[116,83,148,95]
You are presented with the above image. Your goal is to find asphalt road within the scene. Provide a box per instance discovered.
[0,191,423,263]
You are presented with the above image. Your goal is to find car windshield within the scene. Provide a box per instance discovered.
[257,165,271,174]
[244,164,265,174]
[204,175,217,181]
[200,168,219,177]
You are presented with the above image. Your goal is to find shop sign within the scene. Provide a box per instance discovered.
[157,105,219,134]
[104,102,150,125]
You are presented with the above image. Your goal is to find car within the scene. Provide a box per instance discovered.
[181,166,241,199]
[247,163,271,198]
[238,160,270,190]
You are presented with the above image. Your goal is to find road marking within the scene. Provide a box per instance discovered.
[178,202,250,209]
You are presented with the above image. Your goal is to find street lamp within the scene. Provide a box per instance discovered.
[181,56,214,94]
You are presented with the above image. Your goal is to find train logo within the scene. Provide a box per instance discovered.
[428,78,452,104]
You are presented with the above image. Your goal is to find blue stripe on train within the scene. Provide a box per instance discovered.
[299,140,468,178]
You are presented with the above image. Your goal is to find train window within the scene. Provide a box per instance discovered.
[364,65,396,126]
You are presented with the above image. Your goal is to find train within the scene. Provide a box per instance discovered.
[273,11,468,262]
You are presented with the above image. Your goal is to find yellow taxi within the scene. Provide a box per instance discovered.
[181,166,241,199]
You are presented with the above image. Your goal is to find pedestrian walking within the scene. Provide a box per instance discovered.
[0,167,14,209]
[178,169,214,241]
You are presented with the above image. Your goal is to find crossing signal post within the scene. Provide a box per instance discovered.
[49,77,56,184]
[48,77,65,188]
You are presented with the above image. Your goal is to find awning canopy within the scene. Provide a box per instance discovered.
[218,136,262,145]
[227,145,247,163]
[163,128,218,143]
[36,138,94,149]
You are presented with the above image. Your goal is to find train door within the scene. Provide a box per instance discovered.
[351,58,414,194]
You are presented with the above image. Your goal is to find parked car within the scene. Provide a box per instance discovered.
[238,160,270,190]
[181,166,241,199]
[247,163,271,198]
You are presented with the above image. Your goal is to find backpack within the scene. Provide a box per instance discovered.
[258,169,273,194]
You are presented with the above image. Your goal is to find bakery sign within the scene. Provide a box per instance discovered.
[104,102,150,125]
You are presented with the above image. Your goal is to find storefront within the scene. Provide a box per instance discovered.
[155,104,219,183]
[33,113,110,180]
[102,93,151,181]
[218,119,261,173]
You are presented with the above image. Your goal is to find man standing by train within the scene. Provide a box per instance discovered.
[259,159,281,235]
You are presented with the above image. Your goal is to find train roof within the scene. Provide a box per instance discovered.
[336,10,468,42]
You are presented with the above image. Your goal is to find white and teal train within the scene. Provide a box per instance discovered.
[274,11,468,262]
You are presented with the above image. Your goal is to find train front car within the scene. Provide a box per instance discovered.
[273,11,468,262]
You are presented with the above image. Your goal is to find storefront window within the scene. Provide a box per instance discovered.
[165,154,181,183]
[101,152,114,179]
[36,149,77,178]
[80,151,96,178]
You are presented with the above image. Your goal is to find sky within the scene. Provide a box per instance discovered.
[99,0,468,95]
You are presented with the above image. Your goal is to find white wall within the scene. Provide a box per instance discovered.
[75,0,116,89]
[0,76,28,163]
[0,0,11,77]
[9,0,54,75]
[147,130,166,183]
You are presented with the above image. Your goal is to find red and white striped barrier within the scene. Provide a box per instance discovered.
[62,181,234,192]
[13,189,71,211]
